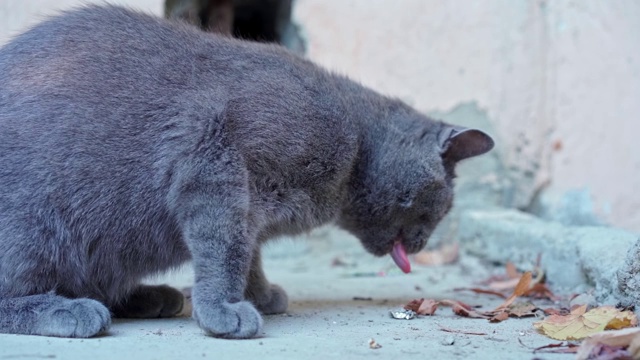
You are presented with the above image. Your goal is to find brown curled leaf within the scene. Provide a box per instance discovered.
[523,283,557,300]
[404,298,424,312]
[494,271,532,311]
[507,302,538,318]
[453,287,508,299]
[489,311,509,323]
[543,307,570,316]
[438,325,487,336]
[403,298,439,315]
[440,299,490,319]
[533,342,579,354]
[505,262,520,279]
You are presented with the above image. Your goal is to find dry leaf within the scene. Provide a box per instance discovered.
[578,344,634,360]
[438,325,487,336]
[453,287,507,299]
[404,298,424,312]
[543,307,570,316]
[508,302,538,318]
[489,278,522,291]
[534,305,638,340]
[523,283,556,300]
[607,307,639,329]
[506,262,520,279]
[413,243,459,266]
[494,271,532,311]
[440,299,489,319]
[403,298,439,316]
[576,328,640,360]
[483,262,522,290]
[489,311,509,323]
[532,342,579,354]
[417,299,439,316]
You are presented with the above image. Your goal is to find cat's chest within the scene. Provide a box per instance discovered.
[247,165,346,237]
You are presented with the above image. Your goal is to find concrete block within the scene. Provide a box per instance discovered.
[458,209,639,303]
[617,239,640,306]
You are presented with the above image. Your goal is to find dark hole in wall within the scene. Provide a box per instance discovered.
[165,0,305,54]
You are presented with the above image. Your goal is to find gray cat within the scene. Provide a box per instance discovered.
[0,5,493,339]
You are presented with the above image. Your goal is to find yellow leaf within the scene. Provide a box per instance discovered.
[534,305,637,341]
[605,306,639,329]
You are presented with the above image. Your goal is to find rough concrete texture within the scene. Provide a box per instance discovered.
[1,230,572,360]
[617,240,640,305]
[459,209,640,304]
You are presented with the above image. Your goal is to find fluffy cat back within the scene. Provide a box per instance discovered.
[0,4,358,300]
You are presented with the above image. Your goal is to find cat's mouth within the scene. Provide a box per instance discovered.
[390,238,411,274]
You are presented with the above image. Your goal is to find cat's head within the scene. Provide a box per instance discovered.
[337,111,494,272]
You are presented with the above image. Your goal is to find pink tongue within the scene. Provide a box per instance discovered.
[391,242,411,274]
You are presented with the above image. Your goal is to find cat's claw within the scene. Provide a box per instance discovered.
[193,300,263,339]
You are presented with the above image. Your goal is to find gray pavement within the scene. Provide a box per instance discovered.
[1,228,572,360]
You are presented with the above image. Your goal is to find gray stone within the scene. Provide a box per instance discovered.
[569,293,597,308]
[616,238,640,306]
[458,209,639,303]
[440,336,455,346]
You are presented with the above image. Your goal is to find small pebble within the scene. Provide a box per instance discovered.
[441,336,455,346]
[569,293,597,308]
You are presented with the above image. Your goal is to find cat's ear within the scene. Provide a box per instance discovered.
[438,126,494,162]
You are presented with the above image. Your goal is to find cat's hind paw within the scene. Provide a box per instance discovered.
[254,284,288,315]
[193,300,263,339]
[111,285,184,318]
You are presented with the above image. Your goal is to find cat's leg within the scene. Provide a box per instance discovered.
[169,148,261,339]
[245,248,288,315]
[110,285,184,318]
[0,293,111,337]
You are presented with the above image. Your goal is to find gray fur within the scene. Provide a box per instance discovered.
[0,5,493,339]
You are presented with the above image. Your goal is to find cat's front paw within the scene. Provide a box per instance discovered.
[192,299,263,339]
[36,298,111,338]
[253,284,288,315]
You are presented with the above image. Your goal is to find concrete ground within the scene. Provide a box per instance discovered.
[1,228,572,360]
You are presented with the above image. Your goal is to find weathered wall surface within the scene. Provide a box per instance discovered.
[1,0,638,232]
[293,0,640,232]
